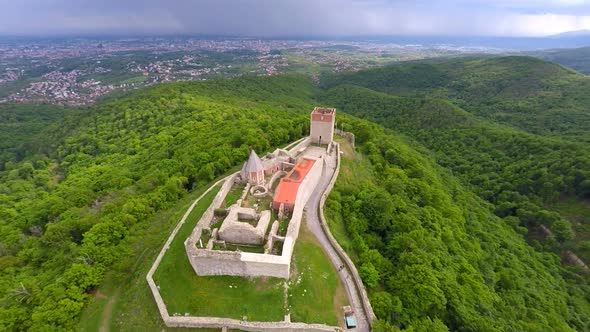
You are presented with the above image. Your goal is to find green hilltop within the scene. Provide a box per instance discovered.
[0,56,589,331]
[322,56,590,142]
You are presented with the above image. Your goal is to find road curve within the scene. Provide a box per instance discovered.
[304,145,371,332]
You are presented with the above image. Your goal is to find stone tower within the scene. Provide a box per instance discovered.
[310,107,336,145]
[240,150,265,185]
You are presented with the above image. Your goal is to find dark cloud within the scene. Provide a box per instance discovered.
[1,0,590,36]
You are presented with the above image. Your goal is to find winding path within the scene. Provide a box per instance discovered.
[304,143,373,332]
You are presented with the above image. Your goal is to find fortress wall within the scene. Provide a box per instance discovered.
[282,136,306,151]
[240,252,289,278]
[165,316,337,332]
[188,248,290,278]
[287,136,311,156]
[185,174,237,273]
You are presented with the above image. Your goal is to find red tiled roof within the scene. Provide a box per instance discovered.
[273,158,315,206]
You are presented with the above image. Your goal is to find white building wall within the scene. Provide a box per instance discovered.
[310,120,334,144]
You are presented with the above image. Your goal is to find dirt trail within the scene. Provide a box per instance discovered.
[99,290,119,332]
[98,249,147,331]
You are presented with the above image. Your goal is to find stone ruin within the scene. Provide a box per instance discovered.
[217,206,271,245]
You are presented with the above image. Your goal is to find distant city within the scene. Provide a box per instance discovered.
[0,37,504,106]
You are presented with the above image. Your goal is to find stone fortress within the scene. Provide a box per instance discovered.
[184,107,337,279]
[148,106,375,331]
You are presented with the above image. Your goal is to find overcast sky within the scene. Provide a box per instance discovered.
[1,0,590,37]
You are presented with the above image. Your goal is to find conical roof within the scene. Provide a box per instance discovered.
[244,150,264,173]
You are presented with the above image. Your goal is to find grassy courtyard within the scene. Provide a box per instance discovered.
[153,185,286,321]
[222,183,245,208]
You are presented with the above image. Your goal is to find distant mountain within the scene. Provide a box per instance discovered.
[528,46,590,74]
[550,30,590,38]
[321,56,590,141]
[345,34,590,50]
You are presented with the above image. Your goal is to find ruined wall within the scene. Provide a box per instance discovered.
[335,129,355,149]
[288,137,311,156]
[218,210,270,245]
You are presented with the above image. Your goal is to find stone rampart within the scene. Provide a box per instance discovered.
[165,316,338,331]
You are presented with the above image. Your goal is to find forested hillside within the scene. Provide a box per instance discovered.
[321,56,590,143]
[325,117,590,331]
[0,104,81,168]
[530,46,590,75]
[0,75,314,330]
[1,56,589,331]
[319,56,590,330]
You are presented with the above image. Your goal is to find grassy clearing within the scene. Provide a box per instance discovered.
[288,219,348,327]
[153,187,285,321]
[223,183,244,208]
[118,75,147,85]
[550,196,590,262]
[79,183,225,332]
[324,137,364,257]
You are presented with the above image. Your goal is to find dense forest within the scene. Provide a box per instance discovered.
[0,75,314,330]
[325,117,590,331]
[321,56,590,143]
[319,56,590,330]
[0,56,589,331]
[530,46,590,75]
[320,59,590,263]
[0,103,81,168]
